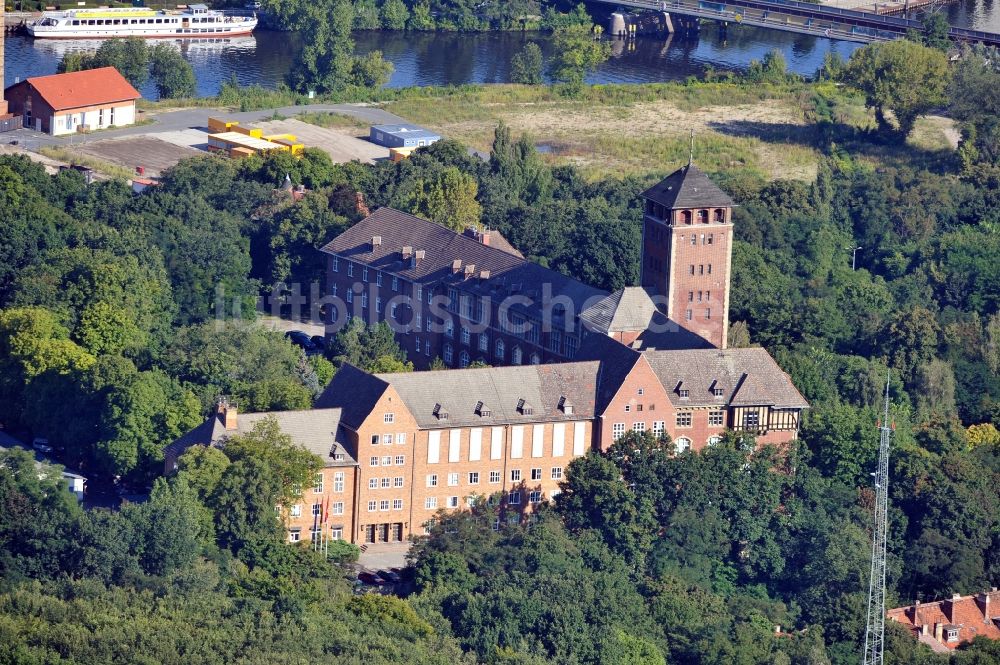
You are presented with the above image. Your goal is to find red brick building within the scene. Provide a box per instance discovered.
[3,67,140,135]
[166,163,810,546]
[888,590,1000,653]
[640,163,734,349]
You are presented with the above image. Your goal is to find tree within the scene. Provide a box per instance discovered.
[842,40,950,140]
[407,166,483,231]
[380,0,409,30]
[510,42,544,85]
[148,44,196,100]
[176,444,231,501]
[211,457,284,552]
[328,318,412,372]
[548,24,611,93]
[57,38,153,88]
[221,417,322,507]
[746,49,789,84]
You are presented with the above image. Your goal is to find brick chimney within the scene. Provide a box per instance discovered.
[451,259,463,274]
[934,622,943,643]
[217,398,238,430]
[402,246,413,261]
[371,235,382,251]
[976,591,991,621]
[944,594,962,624]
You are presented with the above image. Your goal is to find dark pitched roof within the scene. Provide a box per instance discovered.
[164,408,355,469]
[318,207,606,321]
[642,347,808,409]
[315,363,389,430]
[580,287,667,334]
[574,333,643,414]
[641,164,735,210]
[364,362,600,429]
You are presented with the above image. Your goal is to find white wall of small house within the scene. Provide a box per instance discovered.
[51,102,136,136]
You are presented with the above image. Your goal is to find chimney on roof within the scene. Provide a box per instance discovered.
[415,250,425,261]
[465,227,491,246]
[934,622,944,643]
[463,263,476,278]
[976,592,991,621]
[944,594,962,624]
[402,246,413,260]
[371,235,382,250]
[217,398,238,431]
[921,623,929,636]
[452,259,463,274]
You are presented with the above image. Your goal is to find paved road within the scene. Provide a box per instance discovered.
[3,102,407,153]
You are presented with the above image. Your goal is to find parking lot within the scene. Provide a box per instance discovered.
[253,118,390,164]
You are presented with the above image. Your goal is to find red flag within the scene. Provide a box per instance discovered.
[322,495,330,524]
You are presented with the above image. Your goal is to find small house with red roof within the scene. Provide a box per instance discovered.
[888,589,1000,653]
[3,67,141,136]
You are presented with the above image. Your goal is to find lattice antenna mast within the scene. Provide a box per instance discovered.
[863,371,893,665]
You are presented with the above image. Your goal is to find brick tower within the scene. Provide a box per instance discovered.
[639,162,735,349]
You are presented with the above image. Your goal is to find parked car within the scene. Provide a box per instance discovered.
[380,570,402,584]
[32,438,53,454]
[310,335,327,351]
[284,330,322,355]
[357,572,383,586]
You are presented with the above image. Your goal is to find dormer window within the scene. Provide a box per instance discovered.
[679,389,689,399]
[433,403,449,420]
[946,628,959,642]
[517,399,533,416]
[559,396,573,415]
[710,381,724,398]
[476,401,492,417]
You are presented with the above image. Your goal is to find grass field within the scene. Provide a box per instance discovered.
[377,82,958,182]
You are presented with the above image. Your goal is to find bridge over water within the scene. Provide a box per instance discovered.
[594,0,1000,45]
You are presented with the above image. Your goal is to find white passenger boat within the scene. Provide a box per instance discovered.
[27,4,257,40]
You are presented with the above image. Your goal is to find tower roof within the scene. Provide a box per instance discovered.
[641,163,735,210]
[579,286,667,334]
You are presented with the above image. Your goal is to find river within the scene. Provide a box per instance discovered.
[4,0,999,100]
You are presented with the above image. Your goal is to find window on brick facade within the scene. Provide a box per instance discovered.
[529,490,542,504]
[707,435,722,447]
[334,472,344,492]
[489,470,501,484]
[379,500,390,511]
[427,474,438,487]
[362,266,368,282]
[706,308,711,319]
[443,344,453,364]
[495,339,505,359]
[393,499,403,510]
[677,412,692,427]
[612,422,626,440]
[709,410,725,426]
[332,256,339,272]
[633,422,645,433]
[551,467,563,480]
[531,468,542,481]
[290,504,302,517]
[392,275,399,291]
[510,469,521,482]
[743,412,760,429]
[479,333,488,352]
[459,350,470,368]
[376,271,383,286]
[370,456,379,466]
[312,474,323,493]
[332,501,344,515]
[382,434,393,445]
[394,477,404,488]
[368,478,378,489]
[361,293,368,308]
[396,433,406,445]
[690,234,697,246]
[346,290,353,303]
[652,421,665,436]
[689,291,694,302]
[469,472,479,484]
[508,491,521,505]
[425,497,437,509]
[347,262,354,277]
[395,454,405,465]
[448,472,459,486]
[381,456,392,466]
[446,496,459,508]
[689,265,695,275]
[686,309,693,321]
[512,346,522,365]
[675,437,692,453]
[708,233,714,244]
[381,478,391,489]
[461,326,470,345]
[367,501,377,512]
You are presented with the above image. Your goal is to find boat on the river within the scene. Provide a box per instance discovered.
[27,4,257,40]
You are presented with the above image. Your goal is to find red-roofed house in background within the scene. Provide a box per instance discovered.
[3,67,141,135]
[888,589,1000,653]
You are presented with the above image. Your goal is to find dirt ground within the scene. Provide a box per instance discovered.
[253,118,390,164]
[74,136,200,177]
